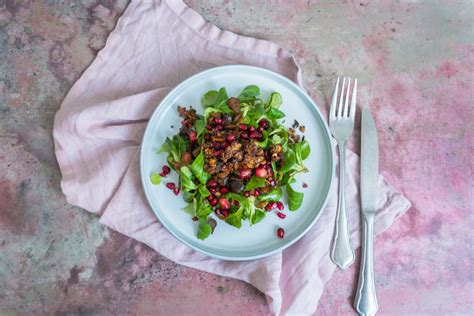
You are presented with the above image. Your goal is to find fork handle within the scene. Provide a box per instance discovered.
[331,141,355,269]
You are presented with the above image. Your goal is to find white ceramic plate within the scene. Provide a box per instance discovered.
[140,65,334,261]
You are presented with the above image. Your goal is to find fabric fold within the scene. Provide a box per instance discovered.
[53,1,410,314]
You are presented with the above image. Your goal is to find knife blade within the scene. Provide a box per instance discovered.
[354,107,379,316]
[360,108,379,213]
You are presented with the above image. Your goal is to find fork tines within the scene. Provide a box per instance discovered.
[330,77,357,119]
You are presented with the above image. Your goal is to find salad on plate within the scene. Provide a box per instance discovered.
[150,85,310,240]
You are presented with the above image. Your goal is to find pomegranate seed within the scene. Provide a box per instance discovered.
[220,209,229,218]
[214,117,222,124]
[212,149,221,156]
[239,168,252,179]
[222,142,230,149]
[257,126,264,132]
[207,195,214,201]
[255,166,268,178]
[266,202,275,211]
[277,227,285,238]
[303,183,308,188]
[239,124,248,131]
[249,125,255,132]
[249,131,259,139]
[253,189,260,197]
[277,212,286,219]
[209,188,217,194]
[276,201,284,210]
[214,125,223,131]
[212,142,222,148]
[210,198,218,206]
[188,131,197,142]
[173,187,180,195]
[244,191,251,197]
[162,165,171,174]
[219,187,229,194]
[240,132,249,139]
[227,133,235,142]
[159,172,166,177]
[219,198,230,209]
[215,209,222,216]
[259,119,269,129]
[270,180,276,186]
[233,200,240,207]
[207,179,217,187]
[206,125,212,130]
[166,182,175,190]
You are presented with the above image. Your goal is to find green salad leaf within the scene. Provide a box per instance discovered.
[244,176,267,191]
[286,183,304,211]
[258,188,282,202]
[189,152,210,184]
[180,166,199,191]
[238,85,260,102]
[197,220,212,240]
[266,92,282,109]
[150,173,162,185]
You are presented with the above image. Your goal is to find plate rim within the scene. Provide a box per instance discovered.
[140,64,334,261]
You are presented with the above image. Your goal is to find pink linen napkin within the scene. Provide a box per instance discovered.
[53,1,411,314]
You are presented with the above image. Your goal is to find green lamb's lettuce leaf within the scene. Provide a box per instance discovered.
[267,107,285,120]
[202,87,228,107]
[238,85,260,102]
[198,184,210,198]
[159,135,189,169]
[281,148,296,173]
[189,152,210,184]
[181,198,197,216]
[286,183,304,211]
[150,173,162,185]
[195,118,206,137]
[180,166,199,191]
[266,92,282,109]
[250,208,266,225]
[197,220,212,240]
[182,191,195,203]
[257,188,282,202]
[244,176,267,191]
[225,207,244,228]
[257,130,269,148]
[294,140,311,161]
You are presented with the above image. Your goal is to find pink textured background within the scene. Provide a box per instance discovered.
[0,1,472,314]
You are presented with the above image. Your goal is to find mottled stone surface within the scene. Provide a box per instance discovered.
[0,1,472,315]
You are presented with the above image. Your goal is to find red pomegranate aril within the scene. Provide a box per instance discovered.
[249,131,259,139]
[212,149,221,156]
[220,209,229,218]
[244,191,251,197]
[159,172,166,177]
[173,187,180,195]
[257,126,264,132]
[166,182,175,190]
[276,201,284,210]
[227,133,235,142]
[209,187,217,194]
[253,189,260,197]
[219,198,230,209]
[215,209,222,216]
[214,117,223,124]
[222,142,230,149]
[210,198,218,206]
[206,125,212,130]
[239,124,248,131]
[188,131,197,142]
[207,179,218,187]
[207,195,214,201]
[239,168,252,179]
[249,125,255,132]
[212,141,222,148]
[162,165,171,174]
[255,166,268,178]
[233,200,240,207]
[219,187,229,194]
[277,227,285,238]
[277,212,286,219]
[240,132,249,139]
[259,119,269,128]
[214,125,223,131]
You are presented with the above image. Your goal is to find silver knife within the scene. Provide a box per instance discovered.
[354,108,379,316]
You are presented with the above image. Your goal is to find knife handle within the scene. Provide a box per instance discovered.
[354,214,378,316]
[331,142,355,269]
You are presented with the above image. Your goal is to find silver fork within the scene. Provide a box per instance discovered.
[329,77,357,270]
